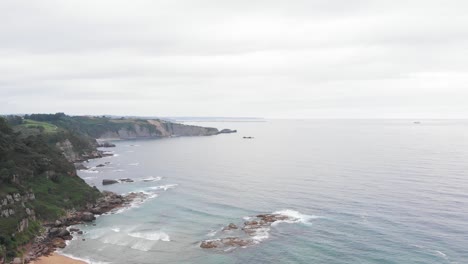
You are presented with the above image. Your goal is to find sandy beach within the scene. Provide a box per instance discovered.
[31,253,87,264]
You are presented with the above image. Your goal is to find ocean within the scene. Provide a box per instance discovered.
[62,120,468,263]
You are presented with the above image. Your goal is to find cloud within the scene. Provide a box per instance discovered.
[0,0,467,118]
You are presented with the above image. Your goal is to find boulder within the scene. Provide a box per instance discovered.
[54,220,62,227]
[102,179,119,185]
[48,228,60,237]
[81,212,95,222]
[52,238,66,248]
[57,228,70,238]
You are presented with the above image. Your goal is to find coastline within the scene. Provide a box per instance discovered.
[30,253,87,264]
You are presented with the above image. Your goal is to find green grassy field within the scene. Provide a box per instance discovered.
[20,119,58,133]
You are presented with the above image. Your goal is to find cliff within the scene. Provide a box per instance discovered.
[97,119,219,139]
[0,117,100,260]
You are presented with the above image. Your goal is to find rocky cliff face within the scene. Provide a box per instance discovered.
[97,120,218,139]
[0,192,36,233]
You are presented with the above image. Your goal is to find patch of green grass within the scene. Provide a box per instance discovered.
[20,119,58,134]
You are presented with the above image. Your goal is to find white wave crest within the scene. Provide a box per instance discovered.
[141,176,162,182]
[128,231,170,242]
[128,162,139,166]
[149,184,178,191]
[251,227,270,243]
[79,169,99,174]
[271,209,320,226]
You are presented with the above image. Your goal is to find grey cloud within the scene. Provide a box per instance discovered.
[0,0,467,118]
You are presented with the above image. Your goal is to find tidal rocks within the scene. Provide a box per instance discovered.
[243,136,254,139]
[24,191,149,263]
[98,142,116,148]
[223,223,238,231]
[102,179,119,185]
[200,237,253,249]
[200,213,296,250]
[102,178,134,185]
[96,164,106,167]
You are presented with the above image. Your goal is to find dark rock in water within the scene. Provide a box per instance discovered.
[99,142,116,148]
[218,129,237,134]
[81,212,95,222]
[223,223,238,231]
[102,179,119,185]
[69,228,80,232]
[96,164,105,167]
[256,214,289,223]
[201,212,296,250]
[77,231,83,235]
[200,240,221,249]
[243,136,254,139]
[200,237,253,249]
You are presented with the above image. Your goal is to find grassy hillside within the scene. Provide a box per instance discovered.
[0,117,100,259]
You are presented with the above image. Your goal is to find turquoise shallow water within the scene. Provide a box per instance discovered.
[63,120,468,263]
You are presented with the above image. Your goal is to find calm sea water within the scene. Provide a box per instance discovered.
[63,120,468,264]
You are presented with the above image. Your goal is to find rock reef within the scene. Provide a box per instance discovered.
[200,213,296,250]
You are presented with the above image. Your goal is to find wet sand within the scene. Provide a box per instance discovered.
[31,253,87,264]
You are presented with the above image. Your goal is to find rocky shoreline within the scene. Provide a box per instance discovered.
[22,191,148,263]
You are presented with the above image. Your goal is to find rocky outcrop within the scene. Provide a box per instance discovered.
[218,129,237,134]
[98,142,116,148]
[56,139,110,163]
[0,192,36,219]
[55,139,80,162]
[24,191,149,262]
[200,213,296,250]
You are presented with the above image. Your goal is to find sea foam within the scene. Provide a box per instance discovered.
[128,231,171,242]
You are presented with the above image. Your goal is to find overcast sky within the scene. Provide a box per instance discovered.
[0,0,467,118]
